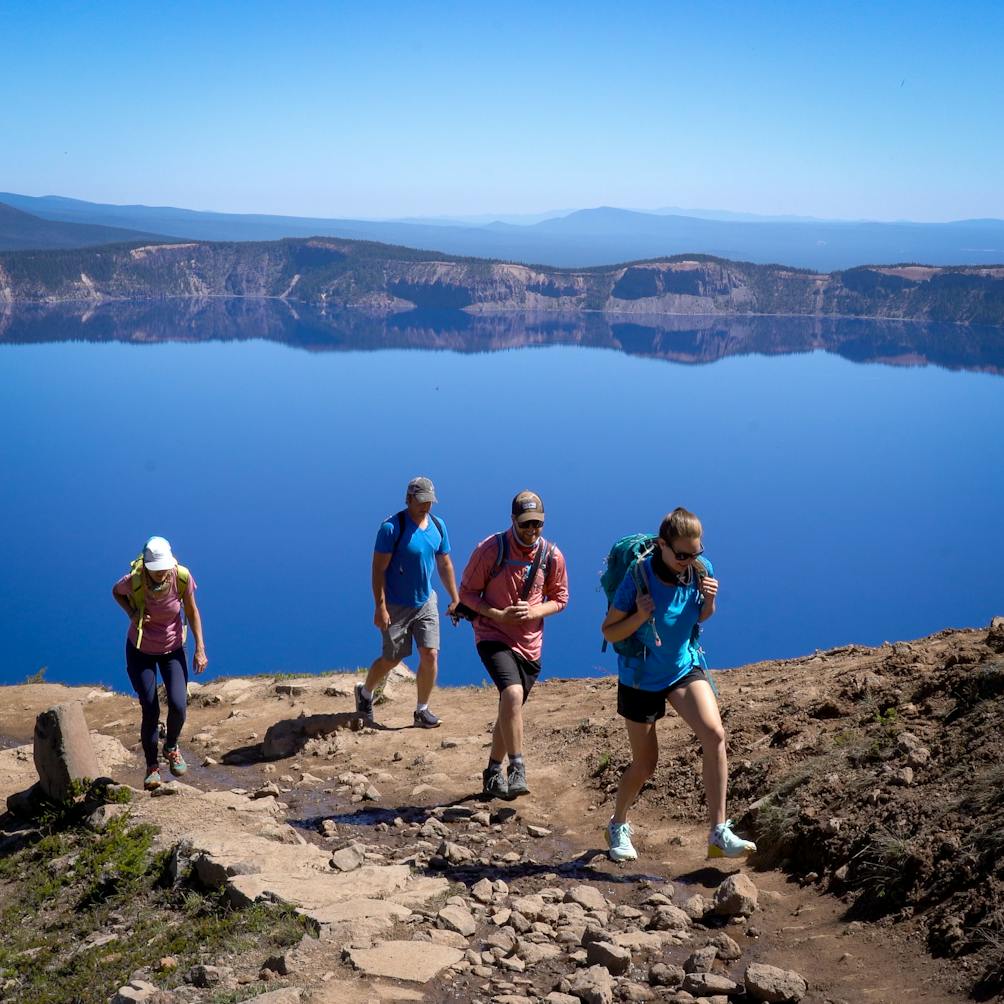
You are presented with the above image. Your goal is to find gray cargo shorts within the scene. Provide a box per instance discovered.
[381,594,440,662]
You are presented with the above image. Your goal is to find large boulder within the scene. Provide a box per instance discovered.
[33,702,101,802]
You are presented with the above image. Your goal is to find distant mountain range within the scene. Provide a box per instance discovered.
[2,236,1002,326]
[2,193,1003,272]
[0,201,165,251]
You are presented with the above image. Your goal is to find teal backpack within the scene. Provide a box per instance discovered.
[600,533,713,687]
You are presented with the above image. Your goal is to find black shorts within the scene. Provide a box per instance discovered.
[477,641,541,703]
[617,668,707,724]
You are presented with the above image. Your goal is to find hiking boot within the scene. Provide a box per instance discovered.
[482,764,509,800]
[413,707,441,729]
[143,767,162,791]
[164,746,187,777]
[708,819,757,859]
[606,818,638,862]
[506,760,529,798]
[354,682,374,725]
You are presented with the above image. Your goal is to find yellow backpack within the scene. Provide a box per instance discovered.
[128,554,191,649]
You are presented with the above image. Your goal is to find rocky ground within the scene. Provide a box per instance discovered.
[2,619,1002,1004]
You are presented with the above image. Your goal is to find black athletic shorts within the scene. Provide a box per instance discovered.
[617,667,707,724]
[477,640,541,703]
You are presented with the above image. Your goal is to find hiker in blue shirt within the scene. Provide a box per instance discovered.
[355,477,460,729]
[601,507,756,863]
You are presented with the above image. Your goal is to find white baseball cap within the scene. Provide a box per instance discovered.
[143,536,177,571]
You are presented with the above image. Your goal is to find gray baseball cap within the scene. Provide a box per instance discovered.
[406,476,438,503]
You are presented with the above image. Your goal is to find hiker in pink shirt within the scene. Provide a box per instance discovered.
[112,536,208,791]
[458,491,569,800]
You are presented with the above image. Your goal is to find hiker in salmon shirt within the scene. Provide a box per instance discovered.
[458,490,569,800]
[112,536,207,791]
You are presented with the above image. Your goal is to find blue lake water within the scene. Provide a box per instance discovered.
[1,302,1002,692]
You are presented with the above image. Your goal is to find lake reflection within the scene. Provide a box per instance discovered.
[0,301,1002,690]
[3,298,1004,375]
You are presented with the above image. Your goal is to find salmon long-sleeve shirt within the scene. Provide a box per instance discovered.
[459,530,569,662]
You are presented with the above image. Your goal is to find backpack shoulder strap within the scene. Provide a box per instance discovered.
[129,555,147,648]
[430,513,445,539]
[176,565,191,598]
[387,510,407,561]
[489,532,508,579]
[519,538,550,601]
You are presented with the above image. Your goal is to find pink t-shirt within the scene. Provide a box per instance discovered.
[113,567,196,655]
[459,530,568,662]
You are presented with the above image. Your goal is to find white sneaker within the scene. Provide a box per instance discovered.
[606,818,638,862]
[708,819,757,858]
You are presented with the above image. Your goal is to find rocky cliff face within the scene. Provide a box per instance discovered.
[1,238,1002,325]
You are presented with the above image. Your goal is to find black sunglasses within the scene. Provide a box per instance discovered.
[520,520,544,530]
[660,539,704,561]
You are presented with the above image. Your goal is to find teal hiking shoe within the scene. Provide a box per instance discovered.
[708,819,757,858]
[143,766,162,791]
[606,818,638,862]
[164,746,187,777]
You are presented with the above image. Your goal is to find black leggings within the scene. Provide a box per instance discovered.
[126,641,188,768]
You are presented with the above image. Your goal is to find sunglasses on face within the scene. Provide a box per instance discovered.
[660,539,704,561]
[520,520,544,530]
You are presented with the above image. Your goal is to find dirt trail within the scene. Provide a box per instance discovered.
[3,625,999,1002]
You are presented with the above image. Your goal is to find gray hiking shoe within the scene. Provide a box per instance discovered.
[413,707,441,729]
[507,759,529,798]
[354,683,374,725]
[482,764,509,800]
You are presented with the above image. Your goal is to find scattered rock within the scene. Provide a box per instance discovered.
[471,877,494,903]
[240,990,303,1003]
[704,932,742,961]
[109,979,167,1003]
[329,845,365,872]
[712,873,758,917]
[564,884,607,912]
[438,904,476,937]
[648,905,692,930]
[585,939,631,975]
[188,964,226,988]
[618,982,654,1002]
[684,946,717,973]
[744,962,808,1002]
[437,840,475,865]
[86,803,130,832]
[568,964,615,1004]
[648,962,685,987]
[681,972,738,996]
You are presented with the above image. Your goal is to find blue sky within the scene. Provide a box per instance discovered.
[2,0,1002,220]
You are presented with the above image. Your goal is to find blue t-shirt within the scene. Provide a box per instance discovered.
[612,555,714,691]
[375,513,451,608]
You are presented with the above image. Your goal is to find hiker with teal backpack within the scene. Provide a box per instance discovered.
[112,536,207,791]
[600,508,756,862]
